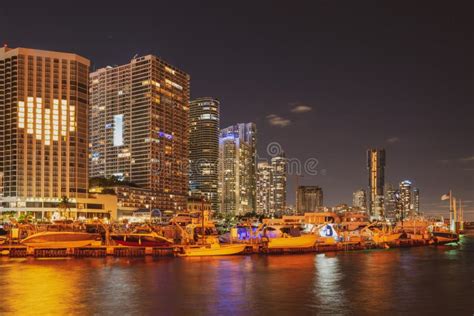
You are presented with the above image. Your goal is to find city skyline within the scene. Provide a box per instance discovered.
[0,1,472,219]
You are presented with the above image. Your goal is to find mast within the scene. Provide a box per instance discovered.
[201,196,205,245]
[449,190,455,233]
[453,197,457,233]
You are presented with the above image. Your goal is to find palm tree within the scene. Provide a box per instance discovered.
[59,196,72,219]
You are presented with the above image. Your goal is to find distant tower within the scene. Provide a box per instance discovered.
[352,189,367,209]
[296,186,323,213]
[271,155,287,214]
[399,180,412,218]
[384,184,399,221]
[218,123,257,215]
[256,162,273,215]
[413,188,420,215]
[367,149,385,219]
[189,97,219,211]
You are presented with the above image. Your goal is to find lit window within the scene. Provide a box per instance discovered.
[165,79,183,90]
[165,66,176,75]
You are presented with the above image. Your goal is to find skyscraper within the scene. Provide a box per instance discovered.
[413,188,420,215]
[189,97,219,211]
[384,183,399,221]
[0,46,90,216]
[256,161,273,215]
[271,155,287,213]
[352,188,367,209]
[399,180,412,218]
[367,148,385,218]
[218,123,257,215]
[89,55,190,212]
[296,186,323,213]
[256,155,287,216]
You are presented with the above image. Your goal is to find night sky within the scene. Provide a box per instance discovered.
[1,1,473,218]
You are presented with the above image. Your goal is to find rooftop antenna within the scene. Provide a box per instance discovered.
[133,53,138,59]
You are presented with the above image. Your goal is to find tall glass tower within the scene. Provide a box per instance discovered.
[189,97,219,211]
[367,148,385,218]
[218,123,257,215]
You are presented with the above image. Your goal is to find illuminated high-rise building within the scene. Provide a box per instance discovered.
[399,180,412,218]
[296,186,323,213]
[352,188,367,209]
[89,55,190,212]
[256,155,287,216]
[218,123,257,215]
[271,155,287,213]
[0,46,90,215]
[367,148,385,218]
[384,183,399,221]
[256,161,273,215]
[189,97,219,211]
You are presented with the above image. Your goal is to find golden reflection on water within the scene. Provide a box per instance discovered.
[0,258,82,315]
[0,241,471,315]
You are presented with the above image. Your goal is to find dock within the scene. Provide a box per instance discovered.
[0,238,439,258]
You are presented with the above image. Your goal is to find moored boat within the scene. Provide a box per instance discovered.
[372,231,403,243]
[21,231,100,248]
[267,234,318,249]
[178,243,247,257]
[432,231,459,244]
[111,230,173,247]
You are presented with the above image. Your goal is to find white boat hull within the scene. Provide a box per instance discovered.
[21,232,99,248]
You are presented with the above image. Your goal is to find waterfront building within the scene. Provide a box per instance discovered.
[189,97,219,211]
[256,155,287,216]
[187,196,212,213]
[367,148,385,219]
[352,188,367,209]
[413,188,420,215]
[0,46,91,217]
[218,123,257,215]
[399,180,412,218]
[271,155,287,214]
[89,55,190,212]
[296,186,323,213]
[256,161,273,215]
[90,183,158,219]
[384,183,399,221]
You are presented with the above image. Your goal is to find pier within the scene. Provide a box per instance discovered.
[0,238,440,258]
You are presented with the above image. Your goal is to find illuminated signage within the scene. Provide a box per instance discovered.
[113,114,124,146]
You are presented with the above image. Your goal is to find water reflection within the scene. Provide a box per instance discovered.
[0,239,473,315]
[313,253,347,314]
[0,258,82,315]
